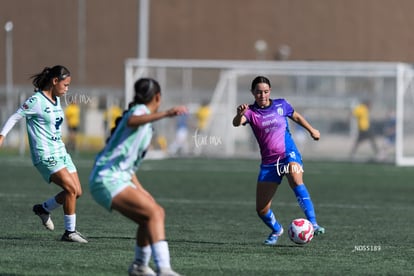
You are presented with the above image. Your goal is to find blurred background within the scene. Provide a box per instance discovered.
[1,0,414,164]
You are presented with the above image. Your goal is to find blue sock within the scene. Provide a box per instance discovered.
[293,184,317,225]
[259,209,282,233]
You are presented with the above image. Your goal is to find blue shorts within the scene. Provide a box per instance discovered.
[258,151,303,184]
[35,154,77,183]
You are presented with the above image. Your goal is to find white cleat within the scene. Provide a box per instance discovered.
[157,268,182,276]
[128,262,156,276]
[61,230,88,243]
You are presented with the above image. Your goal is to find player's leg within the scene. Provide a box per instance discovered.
[112,185,179,276]
[256,182,284,245]
[51,168,87,243]
[350,131,363,158]
[130,176,157,275]
[286,162,325,235]
[256,164,284,245]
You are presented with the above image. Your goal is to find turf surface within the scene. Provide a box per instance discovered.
[0,155,413,275]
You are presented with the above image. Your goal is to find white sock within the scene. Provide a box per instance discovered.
[64,214,76,232]
[151,240,171,270]
[135,245,152,266]
[42,197,61,212]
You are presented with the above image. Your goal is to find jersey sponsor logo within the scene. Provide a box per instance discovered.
[44,107,51,113]
[262,118,278,126]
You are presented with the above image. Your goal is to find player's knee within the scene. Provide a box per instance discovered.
[62,182,78,198]
[155,204,165,221]
[76,186,83,198]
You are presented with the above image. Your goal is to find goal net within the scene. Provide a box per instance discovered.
[125,59,414,166]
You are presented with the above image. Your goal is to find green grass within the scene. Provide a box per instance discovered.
[0,155,413,275]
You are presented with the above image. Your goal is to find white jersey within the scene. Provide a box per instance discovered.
[18,91,67,164]
[90,104,153,182]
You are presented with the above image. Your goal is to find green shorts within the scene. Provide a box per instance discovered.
[35,154,77,183]
[89,172,135,211]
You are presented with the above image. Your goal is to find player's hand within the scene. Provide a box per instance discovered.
[166,106,188,117]
[310,129,320,141]
[0,135,4,147]
[237,104,249,116]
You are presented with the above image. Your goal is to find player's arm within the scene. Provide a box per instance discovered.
[0,112,24,147]
[290,111,320,141]
[127,106,187,127]
[233,104,249,127]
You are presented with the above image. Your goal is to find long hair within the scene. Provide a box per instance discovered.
[106,78,161,143]
[31,65,70,92]
[250,76,271,91]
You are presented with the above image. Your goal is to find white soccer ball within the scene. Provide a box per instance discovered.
[287,218,314,245]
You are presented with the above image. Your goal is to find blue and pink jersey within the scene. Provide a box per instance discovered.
[243,98,300,165]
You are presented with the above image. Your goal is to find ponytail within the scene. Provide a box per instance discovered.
[31,65,70,92]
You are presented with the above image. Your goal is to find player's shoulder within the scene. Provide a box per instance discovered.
[131,104,150,115]
[20,92,42,111]
[272,98,288,105]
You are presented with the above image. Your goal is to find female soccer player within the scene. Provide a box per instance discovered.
[89,78,186,276]
[0,65,87,243]
[232,76,325,245]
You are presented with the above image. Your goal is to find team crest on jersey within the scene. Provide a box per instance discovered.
[277,107,284,116]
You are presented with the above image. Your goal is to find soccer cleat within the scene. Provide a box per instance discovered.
[128,262,156,276]
[313,225,326,236]
[264,227,284,245]
[32,204,54,231]
[157,268,182,276]
[61,230,88,243]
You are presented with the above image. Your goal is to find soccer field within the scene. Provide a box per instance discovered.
[0,154,413,275]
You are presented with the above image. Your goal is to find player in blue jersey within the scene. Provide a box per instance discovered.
[0,65,87,243]
[89,78,186,276]
[232,76,325,245]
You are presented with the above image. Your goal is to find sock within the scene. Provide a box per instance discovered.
[64,214,76,232]
[259,209,282,233]
[151,240,171,270]
[42,197,61,213]
[293,184,317,225]
[135,245,152,266]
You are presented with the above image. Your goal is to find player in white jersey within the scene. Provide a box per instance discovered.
[89,78,187,276]
[0,65,87,243]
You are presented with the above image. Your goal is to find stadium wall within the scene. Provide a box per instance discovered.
[1,0,414,89]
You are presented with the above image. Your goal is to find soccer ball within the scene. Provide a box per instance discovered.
[288,218,314,244]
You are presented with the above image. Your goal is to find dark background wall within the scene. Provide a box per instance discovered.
[1,0,414,89]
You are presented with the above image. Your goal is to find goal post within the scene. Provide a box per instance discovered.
[124,59,414,165]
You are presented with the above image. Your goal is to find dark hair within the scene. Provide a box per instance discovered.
[31,65,71,91]
[132,78,161,105]
[106,78,161,144]
[250,76,271,91]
